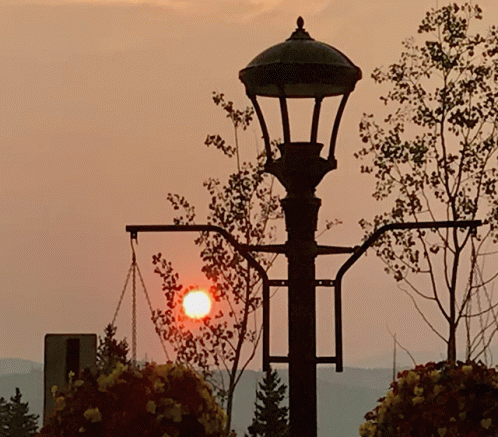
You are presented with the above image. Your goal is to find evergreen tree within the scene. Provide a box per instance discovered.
[5,388,38,437]
[96,323,130,375]
[0,397,9,437]
[246,368,289,437]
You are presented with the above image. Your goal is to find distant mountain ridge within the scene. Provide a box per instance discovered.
[0,358,42,375]
[0,358,394,436]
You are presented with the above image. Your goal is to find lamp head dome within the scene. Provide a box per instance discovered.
[239,17,362,98]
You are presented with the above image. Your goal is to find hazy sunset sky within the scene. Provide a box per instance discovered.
[1,0,497,369]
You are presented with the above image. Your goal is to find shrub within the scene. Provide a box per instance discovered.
[40,361,226,437]
[360,361,498,437]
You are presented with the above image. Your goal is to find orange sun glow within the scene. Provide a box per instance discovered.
[182,289,212,319]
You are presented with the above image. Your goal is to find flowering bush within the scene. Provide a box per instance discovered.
[40,361,226,437]
[360,361,498,437]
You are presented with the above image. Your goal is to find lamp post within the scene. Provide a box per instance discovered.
[239,17,361,437]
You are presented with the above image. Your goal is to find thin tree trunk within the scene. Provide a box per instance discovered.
[448,322,456,362]
[447,234,461,363]
[224,263,252,436]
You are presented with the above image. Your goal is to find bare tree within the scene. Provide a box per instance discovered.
[356,2,498,363]
[153,93,282,436]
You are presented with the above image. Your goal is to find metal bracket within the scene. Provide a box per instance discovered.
[126,219,481,373]
[332,219,481,372]
[126,224,278,370]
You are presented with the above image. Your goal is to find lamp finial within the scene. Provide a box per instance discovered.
[288,16,312,40]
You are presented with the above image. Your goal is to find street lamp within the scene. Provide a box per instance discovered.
[240,17,361,437]
[123,17,481,437]
[124,16,481,437]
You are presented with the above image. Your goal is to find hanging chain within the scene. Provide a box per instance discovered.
[112,261,133,328]
[135,262,171,361]
[112,237,171,364]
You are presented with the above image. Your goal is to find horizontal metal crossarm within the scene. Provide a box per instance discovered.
[125,223,269,284]
[316,245,357,254]
[268,279,334,287]
[316,356,338,364]
[268,279,288,287]
[240,244,287,253]
[269,356,289,363]
[268,356,338,364]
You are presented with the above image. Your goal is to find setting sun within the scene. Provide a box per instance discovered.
[182,290,212,319]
